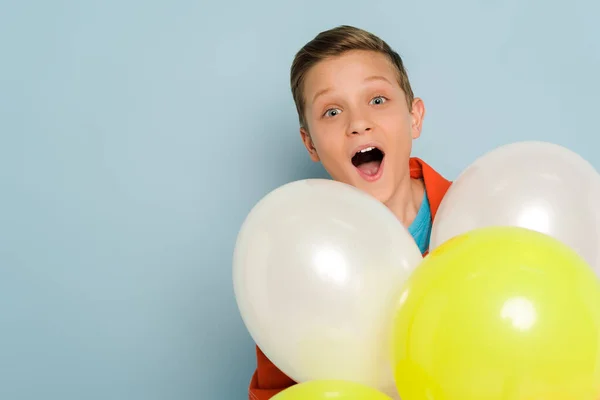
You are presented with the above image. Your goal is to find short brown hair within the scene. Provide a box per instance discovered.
[290,25,415,129]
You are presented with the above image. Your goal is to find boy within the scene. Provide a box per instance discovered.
[248,25,452,400]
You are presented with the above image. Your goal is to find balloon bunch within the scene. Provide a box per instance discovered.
[233,141,600,400]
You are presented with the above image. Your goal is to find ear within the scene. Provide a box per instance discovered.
[300,127,320,162]
[410,98,426,139]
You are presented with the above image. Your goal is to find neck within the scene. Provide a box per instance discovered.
[384,174,425,228]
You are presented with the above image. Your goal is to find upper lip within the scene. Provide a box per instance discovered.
[349,142,385,159]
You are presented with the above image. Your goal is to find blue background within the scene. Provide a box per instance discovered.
[1,0,599,398]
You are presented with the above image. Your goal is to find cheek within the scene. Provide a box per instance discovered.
[319,140,345,161]
[379,107,410,130]
[382,119,414,146]
[311,132,346,163]
[310,123,344,149]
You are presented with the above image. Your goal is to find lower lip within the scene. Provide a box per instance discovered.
[355,157,385,182]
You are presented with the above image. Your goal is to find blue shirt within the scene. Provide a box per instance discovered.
[408,191,432,254]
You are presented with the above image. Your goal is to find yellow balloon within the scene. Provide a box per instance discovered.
[391,226,600,400]
[271,380,393,399]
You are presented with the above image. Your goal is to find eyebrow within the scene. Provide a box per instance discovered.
[311,75,393,103]
[364,75,393,84]
[312,88,332,104]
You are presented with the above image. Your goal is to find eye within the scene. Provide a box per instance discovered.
[370,96,387,105]
[324,108,342,118]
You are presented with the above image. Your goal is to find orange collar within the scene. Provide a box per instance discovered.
[409,157,452,220]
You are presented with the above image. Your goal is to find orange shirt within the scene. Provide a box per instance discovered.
[248,158,452,400]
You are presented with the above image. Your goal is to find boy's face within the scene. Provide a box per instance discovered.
[300,50,424,205]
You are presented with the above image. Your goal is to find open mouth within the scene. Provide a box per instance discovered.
[351,146,385,179]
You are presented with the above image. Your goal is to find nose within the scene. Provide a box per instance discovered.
[351,126,371,135]
[347,111,372,136]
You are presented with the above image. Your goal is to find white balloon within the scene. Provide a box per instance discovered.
[233,179,422,398]
[431,141,600,275]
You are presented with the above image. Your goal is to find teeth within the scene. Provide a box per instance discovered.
[359,147,375,153]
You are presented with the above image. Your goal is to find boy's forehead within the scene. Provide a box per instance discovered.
[303,50,399,103]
